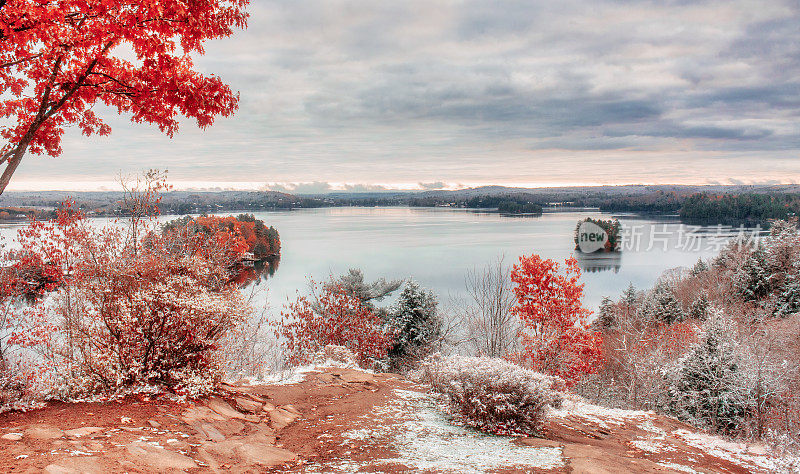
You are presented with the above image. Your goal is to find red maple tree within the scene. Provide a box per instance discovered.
[0,0,248,194]
[510,254,603,386]
[276,281,394,366]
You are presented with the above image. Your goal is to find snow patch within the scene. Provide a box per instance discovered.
[630,439,675,453]
[674,429,800,473]
[246,360,371,386]
[548,395,653,426]
[332,389,564,473]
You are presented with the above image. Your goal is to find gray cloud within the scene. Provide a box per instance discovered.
[5,0,800,190]
[418,181,448,190]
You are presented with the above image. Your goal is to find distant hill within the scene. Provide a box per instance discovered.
[0,190,325,216]
[0,184,798,221]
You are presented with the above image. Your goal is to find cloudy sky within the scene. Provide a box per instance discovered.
[9,0,800,191]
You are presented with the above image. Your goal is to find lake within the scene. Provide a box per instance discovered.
[226,207,758,314]
[0,207,762,315]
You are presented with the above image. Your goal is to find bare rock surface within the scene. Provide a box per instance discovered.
[234,396,263,413]
[24,424,64,440]
[0,384,303,472]
[0,366,794,473]
[63,426,104,438]
[127,441,199,470]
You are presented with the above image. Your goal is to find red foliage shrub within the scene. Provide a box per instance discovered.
[276,281,394,366]
[1,192,250,399]
[510,254,604,386]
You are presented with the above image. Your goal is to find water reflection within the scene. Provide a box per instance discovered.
[231,256,281,287]
[575,251,622,274]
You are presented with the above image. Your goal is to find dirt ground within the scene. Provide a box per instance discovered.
[0,367,792,473]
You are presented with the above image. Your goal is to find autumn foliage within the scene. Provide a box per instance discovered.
[193,215,281,259]
[0,0,248,193]
[276,281,394,367]
[1,191,250,400]
[510,254,603,386]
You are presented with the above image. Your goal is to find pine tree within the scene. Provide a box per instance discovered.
[661,313,753,434]
[622,283,638,307]
[314,269,403,317]
[641,282,685,324]
[386,281,443,371]
[690,258,709,276]
[334,268,403,305]
[734,248,771,302]
[688,292,710,320]
[776,266,800,317]
[595,296,617,330]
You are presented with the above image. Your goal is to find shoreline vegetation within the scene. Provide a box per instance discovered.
[1,174,799,461]
[0,184,797,225]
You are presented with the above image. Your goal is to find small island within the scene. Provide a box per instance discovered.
[573,217,621,253]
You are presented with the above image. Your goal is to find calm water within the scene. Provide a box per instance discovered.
[234,207,752,313]
[0,208,758,314]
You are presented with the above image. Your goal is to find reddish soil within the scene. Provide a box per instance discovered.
[0,367,790,473]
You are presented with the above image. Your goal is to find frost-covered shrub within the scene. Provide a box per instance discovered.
[2,180,253,399]
[414,354,564,435]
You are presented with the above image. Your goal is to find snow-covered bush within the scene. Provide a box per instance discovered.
[660,312,754,435]
[1,175,254,400]
[414,354,564,435]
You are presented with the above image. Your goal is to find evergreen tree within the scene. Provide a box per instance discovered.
[314,269,403,317]
[386,281,443,371]
[641,282,684,324]
[690,258,709,276]
[333,268,403,306]
[622,283,638,307]
[688,292,710,320]
[595,296,617,330]
[776,266,800,317]
[734,248,771,302]
[661,313,753,434]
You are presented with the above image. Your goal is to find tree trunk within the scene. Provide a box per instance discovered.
[0,142,28,196]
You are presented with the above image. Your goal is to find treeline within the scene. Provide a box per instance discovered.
[679,193,800,225]
[410,190,800,224]
[408,194,544,214]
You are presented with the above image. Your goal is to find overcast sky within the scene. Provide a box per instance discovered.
[8,0,800,191]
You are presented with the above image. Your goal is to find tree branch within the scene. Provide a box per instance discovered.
[43,40,114,120]
[0,53,43,69]
[89,71,135,89]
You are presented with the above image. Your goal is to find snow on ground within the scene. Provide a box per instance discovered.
[316,389,565,473]
[547,394,653,427]
[674,429,800,473]
[548,393,799,473]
